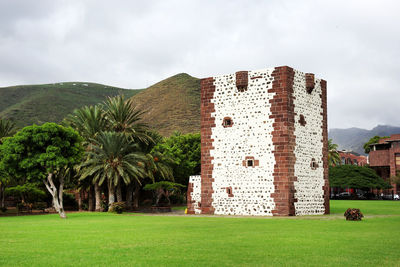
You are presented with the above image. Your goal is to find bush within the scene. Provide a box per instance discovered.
[1,207,7,212]
[63,193,78,210]
[344,208,364,221]
[101,200,108,212]
[108,202,125,214]
[33,202,47,211]
[169,193,185,204]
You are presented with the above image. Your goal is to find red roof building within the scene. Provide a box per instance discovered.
[338,151,368,166]
[369,134,400,195]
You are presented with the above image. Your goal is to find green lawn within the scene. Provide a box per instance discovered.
[1,201,399,266]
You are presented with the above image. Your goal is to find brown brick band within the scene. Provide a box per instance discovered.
[320,79,330,214]
[200,77,216,214]
[269,66,297,216]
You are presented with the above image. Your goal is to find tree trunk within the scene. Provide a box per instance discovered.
[116,182,123,202]
[78,190,83,211]
[88,185,95,211]
[43,173,66,219]
[126,183,134,211]
[133,179,140,210]
[95,182,103,211]
[108,181,115,206]
[0,183,5,209]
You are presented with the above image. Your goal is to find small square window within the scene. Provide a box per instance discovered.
[222,117,233,128]
[247,160,254,167]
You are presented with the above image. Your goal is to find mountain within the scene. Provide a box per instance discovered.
[130,73,200,136]
[0,82,142,129]
[329,125,400,155]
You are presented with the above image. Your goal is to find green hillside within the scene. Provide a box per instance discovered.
[130,73,201,136]
[0,82,142,129]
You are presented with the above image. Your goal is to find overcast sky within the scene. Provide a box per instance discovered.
[0,0,399,130]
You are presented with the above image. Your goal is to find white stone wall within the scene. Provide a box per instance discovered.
[292,70,325,215]
[188,175,202,214]
[209,68,276,216]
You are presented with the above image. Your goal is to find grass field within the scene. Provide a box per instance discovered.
[1,200,399,266]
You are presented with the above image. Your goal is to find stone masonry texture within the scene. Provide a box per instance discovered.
[188,66,329,216]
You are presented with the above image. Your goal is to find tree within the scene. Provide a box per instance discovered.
[79,131,146,206]
[0,123,83,218]
[64,105,108,211]
[0,117,15,209]
[104,95,150,144]
[153,132,200,187]
[390,175,400,186]
[103,95,154,204]
[143,181,185,206]
[363,135,389,154]
[329,165,391,190]
[0,117,15,144]
[5,183,46,204]
[328,139,340,167]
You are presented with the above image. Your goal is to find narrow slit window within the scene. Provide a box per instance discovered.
[310,158,319,170]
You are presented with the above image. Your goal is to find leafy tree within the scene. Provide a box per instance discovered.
[143,181,185,206]
[153,132,200,187]
[0,168,11,209]
[0,123,83,218]
[329,165,391,190]
[328,139,340,166]
[363,135,389,154]
[0,117,15,209]
[64,105,108,211]
[79,131,146,206]
[5,183,46,204]
[390,175,400,186]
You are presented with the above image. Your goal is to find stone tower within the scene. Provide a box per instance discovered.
[187,66,329,216]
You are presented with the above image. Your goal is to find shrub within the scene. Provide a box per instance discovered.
[109,202,125,214]
[0,207,7,212]
[63,193,78,210]
[344,208,364,221]
[101,200,108,212]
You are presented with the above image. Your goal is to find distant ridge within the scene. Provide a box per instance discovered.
[3,76,398,146]
[130,73,201,136]
[0,82,142,129]
[329,125,400,155]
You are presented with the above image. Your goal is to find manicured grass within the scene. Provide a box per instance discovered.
[330,199,400,215]
[1,201,399,266]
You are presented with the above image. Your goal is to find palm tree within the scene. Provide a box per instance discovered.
[79,131,146,206]
[0,118,15,144]
[104,95,151,144]
[64,105,108,211]
[104,95,153,203]
[328,139,341,167]
[64,105,108,146]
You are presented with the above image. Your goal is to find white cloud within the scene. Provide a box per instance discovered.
[0,0,399,129]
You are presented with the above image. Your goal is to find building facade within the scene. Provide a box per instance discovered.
[369,134,400,195]
[338,151,368,166]
[187,66,329,216]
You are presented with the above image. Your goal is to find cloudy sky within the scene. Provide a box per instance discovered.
[0,0,399,130]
